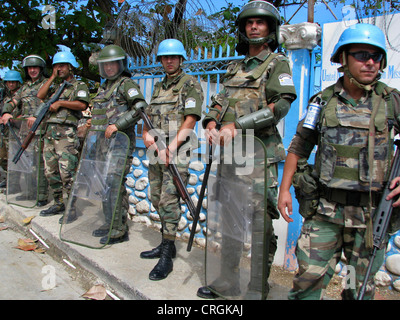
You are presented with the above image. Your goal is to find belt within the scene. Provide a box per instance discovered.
[319,185,381,207]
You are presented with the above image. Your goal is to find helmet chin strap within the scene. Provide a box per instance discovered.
[339,51,381,92]
[238,30,275,47]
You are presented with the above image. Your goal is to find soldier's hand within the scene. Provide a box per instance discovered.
[387,176,400,207]
[219,123,237,146]
[49,101,62,112]
[105,124,118,139]
[278,190,294,223]
[27,117,36,129]
[2,113,13,125]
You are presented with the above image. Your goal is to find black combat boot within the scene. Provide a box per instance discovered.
[40,194,65,216]
[140,239,177,259]
[148,239,175,281]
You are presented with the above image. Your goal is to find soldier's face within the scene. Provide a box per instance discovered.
[245,17,269,39]
[160,55,181,75]
[344,44,381,84]
[103,61,120,78]
[6,81,19,92]
[54,63,71,79]
[27,66,40,81]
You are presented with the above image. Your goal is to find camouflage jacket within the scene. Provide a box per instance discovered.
[2,76,48,118]
[37,78,90,127]
[288,77,400,226]
[203,48,296,167]
[146,71,203,147]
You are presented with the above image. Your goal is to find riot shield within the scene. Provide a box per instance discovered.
[6,119,40,207]
[205,134,268,300]
[59,130,130,248]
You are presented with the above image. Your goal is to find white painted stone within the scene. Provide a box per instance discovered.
[132,157,141,166]
[134,191,146,199]
[188,173,198,185]
[393,279,400,292]
[386,254,400,276]
[178,216,188,231]
[374,270,392,287]
[126,176,135,188]
[133,169,143,178]
[195,237,206,247]
[189,160,204,172]
[135,200,150,214]
[135,177,149,191]
[128,195,139,204]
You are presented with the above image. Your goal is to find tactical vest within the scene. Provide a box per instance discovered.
[315,81,395,192]
[218,52,286,163]
[20,77,48,117]
[148,73,191,141]
[91,77,130,130]
[46,79,84,126]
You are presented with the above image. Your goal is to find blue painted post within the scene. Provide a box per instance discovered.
[279,22,322,271]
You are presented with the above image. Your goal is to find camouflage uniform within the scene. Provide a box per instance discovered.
[2,76,49,202]
[37,79,90,205]
[91,75,145,240]
[145,71,203,240]
[202,47,297,297]
[0,85,19,175]
[287,78,400,300]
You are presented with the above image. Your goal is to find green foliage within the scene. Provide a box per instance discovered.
[0,0,110,83]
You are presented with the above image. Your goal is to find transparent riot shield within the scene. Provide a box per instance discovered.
[59,130,130,248]
[6,119,40,208]
[205,134,268,300]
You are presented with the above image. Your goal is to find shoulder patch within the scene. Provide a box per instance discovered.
[128,88,139,97]
[77,90,87,97]
[278,73,294,86]
[185,97,196,109]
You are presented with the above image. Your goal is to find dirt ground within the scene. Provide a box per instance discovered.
[269,265,400,300]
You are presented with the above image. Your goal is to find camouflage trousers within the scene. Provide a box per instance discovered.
[148,153,190,240]
[43,124,79,197]
[288,214,385,300]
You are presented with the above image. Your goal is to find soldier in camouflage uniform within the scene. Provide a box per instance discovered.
[32,52,89,220]
[2,55,50,206]
[140,39,204,281]
[278,23,400,300]
[197,1,297,299]
[90,44,146,244]
[0,70,23,187]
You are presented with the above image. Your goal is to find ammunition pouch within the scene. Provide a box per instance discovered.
[292,159,319,218]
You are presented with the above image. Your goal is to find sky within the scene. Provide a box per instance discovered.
[212,0,346,25]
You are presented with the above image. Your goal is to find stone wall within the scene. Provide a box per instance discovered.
[125,147,207,248]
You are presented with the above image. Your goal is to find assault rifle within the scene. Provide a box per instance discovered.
[358,140,400,300]
[187,122,221,252]
[135,106,197,220]
[12,81,69,164]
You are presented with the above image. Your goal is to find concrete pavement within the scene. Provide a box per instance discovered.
[0,193,289,300]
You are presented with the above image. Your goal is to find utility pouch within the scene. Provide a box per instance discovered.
[293,158,319,218]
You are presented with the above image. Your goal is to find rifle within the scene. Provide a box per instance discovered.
[358,140,400,300]
[12,81,69,164]
[135,106,197,220]
[187,122,221,252]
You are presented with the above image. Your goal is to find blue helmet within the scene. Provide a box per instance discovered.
[331,23,387,69]
[4,70,23,84]
[53,51,79,68]
[157,39,187,60]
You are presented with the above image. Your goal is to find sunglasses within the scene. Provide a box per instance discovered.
[347,51,384,63]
